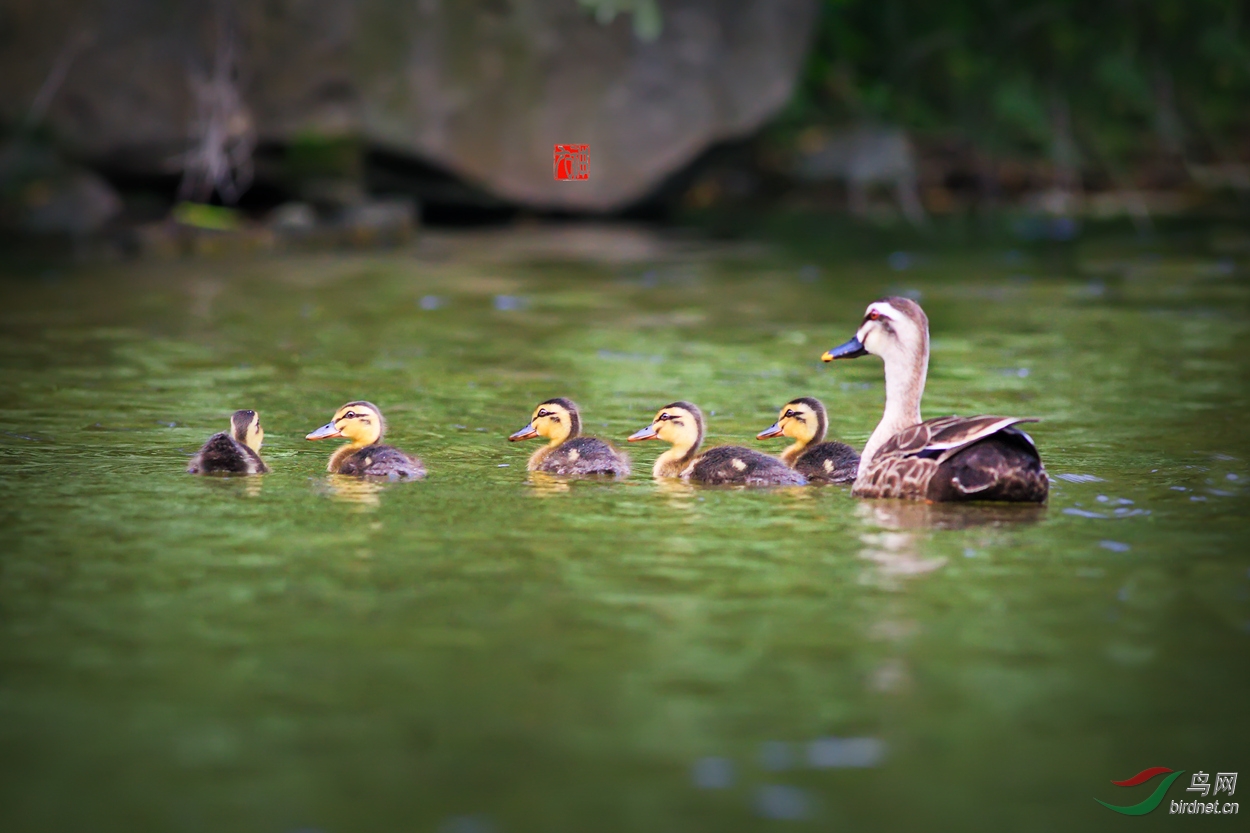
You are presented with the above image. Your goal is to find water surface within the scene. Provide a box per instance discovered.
[2,225,1248,832]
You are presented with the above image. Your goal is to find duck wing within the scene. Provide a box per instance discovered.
[683,446,807,486]
[340,445,426,480]
[857,416,1045,501]
[796,441,860,483]
[539,437,630,477]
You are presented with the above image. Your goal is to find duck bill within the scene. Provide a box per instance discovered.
[756,422,785,440]
[508,423,539,442]
[627,424,659,442]
[306,422,342,441]
[822,335,868,362]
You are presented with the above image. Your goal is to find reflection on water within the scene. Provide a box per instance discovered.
[320,474,385,509]
[857,498,1047,530]
[1,228,1247,832]
[524,471,571,495]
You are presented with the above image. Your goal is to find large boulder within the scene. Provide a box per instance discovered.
[0,0,818,210]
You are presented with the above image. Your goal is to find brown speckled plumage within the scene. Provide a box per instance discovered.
[852,416,1048,501]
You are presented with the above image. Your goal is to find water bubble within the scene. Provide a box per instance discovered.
[1170,486,1187,491]
[807,736,886,768]
[1190,495,1208,502]
[754,785,812,820]
[437,816,497,833]
[419,295,443,310]
[1055,473,1105,483]
[1064,508,1109,519]
[1227,473,1240,481]
[887,251,912,271]
[760,741,794,771]
[1100,540,1131,553]
[493,295,525,311]
[691,756,735,789]
[1096,495,1109,503]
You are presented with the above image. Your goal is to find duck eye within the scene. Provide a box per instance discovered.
[343,411,357,419]
[537,409,548,417]
[785,410,795,418]
[868,310,880,321]
[658,413,669,421]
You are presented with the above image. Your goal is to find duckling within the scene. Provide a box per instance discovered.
[508,397,630,477]
[756,397,859,483]
[628,401,807,486]
[305,400,425,480]
[188,409,269,475]
[822,297,1048,502]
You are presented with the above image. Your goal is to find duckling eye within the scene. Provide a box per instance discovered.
[784,410,795,418]
[658,413,670,421]
[867,310,881,321]
[536,409,548,417]
[343,411,357,419]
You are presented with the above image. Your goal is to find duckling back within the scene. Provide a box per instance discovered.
[684,446,807,486]
[535,437,630,477]
[188,433,268,475]
[794,441,859,484]
[336,444,426,480]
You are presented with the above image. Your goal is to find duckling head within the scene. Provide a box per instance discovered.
[230,409,264,453]
[757,397,826,464]
[822,296,929,367]
[306,400,386,448]
[629,401,703,476]
[508,397,580,445]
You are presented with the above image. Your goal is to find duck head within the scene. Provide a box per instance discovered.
[509,397,580,445]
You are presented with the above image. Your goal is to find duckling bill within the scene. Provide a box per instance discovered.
[757,397,859,483]
[306,400,425,480]
[628,401,806,486]
[508,397,630,477]
[188,409,269,475]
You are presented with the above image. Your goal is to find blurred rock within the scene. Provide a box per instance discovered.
[0,1,818,212]
[336,197,418,246]
[0,142,122,236]
[268,201,317,234]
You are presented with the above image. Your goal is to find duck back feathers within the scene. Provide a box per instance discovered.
[534,436,630,477]
[684,446,808,486]
[335,445,426,480]
[794,441,860,484]
[853,415,1047,501]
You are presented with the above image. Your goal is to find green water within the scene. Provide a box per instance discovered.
[1,226,1248,832]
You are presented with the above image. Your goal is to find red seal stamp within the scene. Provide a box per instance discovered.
[553,144,590,181]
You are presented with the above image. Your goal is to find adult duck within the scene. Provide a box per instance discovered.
[822,297,1048,502]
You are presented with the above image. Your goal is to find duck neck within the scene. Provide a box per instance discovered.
[329,438,371,473]
[653,435,700,478]
[780,440,807,466]
[527,438,564,471]
[860,343,927,473]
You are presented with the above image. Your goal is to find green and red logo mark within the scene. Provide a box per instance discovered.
[1096,767,1185,815]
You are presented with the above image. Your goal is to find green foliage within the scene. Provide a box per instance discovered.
[786,0,1250,167]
